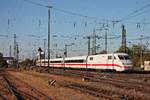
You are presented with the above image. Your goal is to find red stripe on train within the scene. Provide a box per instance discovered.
[65,64,128,68]
[43,63,128,68]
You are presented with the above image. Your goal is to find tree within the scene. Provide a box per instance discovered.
[99,50,107,54]
[0,52,8,68]
[116,46,132,58]
[20,58,34,67]
[116,44,150,67]
[0,52,3,58]
[132,44,150,67]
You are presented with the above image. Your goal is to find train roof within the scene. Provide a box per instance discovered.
[40,53,129,61]
[64,55,87,60]
[41,58,63,61]
[59,53,129,60]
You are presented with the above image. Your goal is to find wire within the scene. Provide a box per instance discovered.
[53,7,113,22]
[123,21,150,24]
[0,35,8,37]
[25,34,40,38]
[22,0,114,22]
[23,0,51,8]
[120,3,150,22]
[23,0,150,27]
[122,8,150,22]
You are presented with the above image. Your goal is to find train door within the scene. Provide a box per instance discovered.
[112,54,115,70]
[85,56,89,69]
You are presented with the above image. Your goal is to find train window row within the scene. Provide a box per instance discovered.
[41,61,62,63]
[51,61,62,63]
[65,59,84,63]
[108,56,116,60]
[41,59,85,63]
[118,55,130,60]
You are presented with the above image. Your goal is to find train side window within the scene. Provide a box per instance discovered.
[90,57,93,60]
[50,61,61,63]
[114,57,116,59]
[108,56,112,60]
[65,60,84,63]
[118,55,124,60]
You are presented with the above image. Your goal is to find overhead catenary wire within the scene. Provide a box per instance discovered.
[23,0,150,28]
[52,3,150,27]
[23,0,48,8]
[52,7,114,22]
[22,0,116,22]
[17,0,150,27]
[21,0,150,53]
[125,8,150,20]
[120,2,150,22]
[121,8,150,22]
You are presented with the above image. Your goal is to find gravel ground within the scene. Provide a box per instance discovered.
[6,70,99,100]
[5,69,150,100]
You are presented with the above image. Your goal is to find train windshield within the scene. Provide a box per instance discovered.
[118,55,130,60]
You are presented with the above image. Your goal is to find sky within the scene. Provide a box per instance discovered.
[0,0,150,59]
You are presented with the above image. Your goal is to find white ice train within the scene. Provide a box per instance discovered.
[36,53,133,71]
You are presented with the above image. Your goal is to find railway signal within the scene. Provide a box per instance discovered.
[38,47,43,67]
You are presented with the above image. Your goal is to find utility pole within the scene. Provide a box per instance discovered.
[14,34,17,60]
[121,25,126,53]
[38,47,42,67]
[105,28,108,53]
[48,6,52,67]
[64,44,67,57]
[140,35,144,68]
[32,49,35,65]
[44,39,46,66]
[136,35,150,67]
[91,28,102,55]
[32,43,36,65]
[55,44,58,58]
[14,34,15,58]
[9,45,12,57]
[13,34,20,67]
[83,36,91,55]
[52,35,58,58]
[88,37,91,55]
[92,28,96,55]
[16,42,19,67]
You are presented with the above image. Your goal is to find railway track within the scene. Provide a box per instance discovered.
[0,76,18,100]
[57,79,149,100]
[0,71,51,100]
[6,67,150,100]
[6,75,51,100]
[84,77,150,96]
[31,67,150,99]
[35,67,150,85]
[14,67,149,100]
[61,81,115,100]
[64,71,150,97]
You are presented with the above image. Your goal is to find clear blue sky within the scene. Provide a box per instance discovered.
[0,0,150,59]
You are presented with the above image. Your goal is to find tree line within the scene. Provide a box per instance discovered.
[116,44,150,67]
[0,52,8,68]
